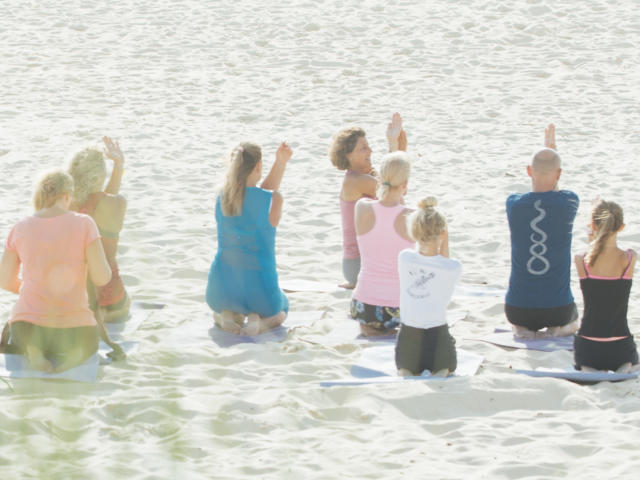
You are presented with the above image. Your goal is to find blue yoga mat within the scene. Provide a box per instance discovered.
[516,368,640,383]
[469,328,574,352]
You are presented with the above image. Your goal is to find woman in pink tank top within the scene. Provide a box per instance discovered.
[330,113,407,289]
[351,152,414,336]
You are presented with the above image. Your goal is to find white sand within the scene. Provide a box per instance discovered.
[1,0,640,478]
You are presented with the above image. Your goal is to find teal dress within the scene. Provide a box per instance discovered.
[206,187,288,317]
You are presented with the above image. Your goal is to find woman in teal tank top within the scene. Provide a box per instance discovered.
[206,141,292,335]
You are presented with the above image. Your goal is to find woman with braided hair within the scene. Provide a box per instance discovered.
[574,199,640,373]
[206,141,292,335]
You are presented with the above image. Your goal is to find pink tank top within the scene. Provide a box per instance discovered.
[340,170,374,260]
[353,201,414,307]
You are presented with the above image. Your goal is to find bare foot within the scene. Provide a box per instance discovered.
[629,364,640,373]
[241,313,261,336]
[512,325,537,339]
[257,312,286,334]
[360,324,397,337]
[616,362,632,374]
[545,320,579,338]
[579,366,600,373]
[432,368,450,377]
[339,282,355,290]
[215,311,243,334]
[25,346,53,373]
[397,368,414,377]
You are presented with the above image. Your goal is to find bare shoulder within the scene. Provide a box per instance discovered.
[343,172,377,201]
[271,190,283,202]
[102,193,127,210]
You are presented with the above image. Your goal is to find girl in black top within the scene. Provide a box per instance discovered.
[574,200,639,373]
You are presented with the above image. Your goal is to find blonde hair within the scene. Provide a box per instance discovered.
[220,142,262,217]
[378,151,410,198]
[68,148,107,204]
[408,196,447,244]
[587,199,624,267]
[33,170,74,211]
[329,127,366,170]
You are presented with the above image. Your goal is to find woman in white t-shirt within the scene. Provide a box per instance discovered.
[395,197,461,377]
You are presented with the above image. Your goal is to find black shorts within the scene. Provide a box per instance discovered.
[395,323,457,375]
[574,335,639,371]
[505,302,578,331]
[350,298,400,332]
[8,322,99,363]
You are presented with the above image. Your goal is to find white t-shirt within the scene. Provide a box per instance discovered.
[397,249,462,329]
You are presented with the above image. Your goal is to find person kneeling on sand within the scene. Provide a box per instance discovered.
[396,197,460,377]
[350,152,414,337]
[0,171,124,372]
[206,141,292,336]
[574,200,640,373]
[69,137,130,322]
[330,113,407,289]
[505,124,580,339]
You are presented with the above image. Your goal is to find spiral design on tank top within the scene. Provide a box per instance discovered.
[526,200,550,275]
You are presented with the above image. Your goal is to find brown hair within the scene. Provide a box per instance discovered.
[329,127,365,170]
[408,196,447,244]
[587,199,624,267]
[33,170,74,210]
[220,142,262,217]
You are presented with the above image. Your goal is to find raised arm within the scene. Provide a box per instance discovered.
[544,123,556,151]
[386,112,407,152]
[103,136,125,195]
[261,142,293,192]
[0,250,22,294]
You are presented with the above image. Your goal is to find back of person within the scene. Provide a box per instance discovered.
[353,200,413,307]
[506,190,579,308]
[398,250,461,329]
[6,212,98,328]
[207,187,285,317]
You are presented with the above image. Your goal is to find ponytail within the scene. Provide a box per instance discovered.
[220,143,262,217]
[587,200,624,267]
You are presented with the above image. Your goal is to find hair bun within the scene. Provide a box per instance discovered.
[418,196,437,210]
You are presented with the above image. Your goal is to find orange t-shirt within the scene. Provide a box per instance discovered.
[5,212,101,328]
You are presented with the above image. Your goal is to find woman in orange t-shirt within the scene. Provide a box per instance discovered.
[0,171,123,373]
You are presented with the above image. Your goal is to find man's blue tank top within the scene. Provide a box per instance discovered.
[206,187,288,317]
[506,190,579,308]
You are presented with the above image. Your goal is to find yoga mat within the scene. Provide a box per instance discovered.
[104,301,164,340]
[209,310,324,347]
[469,328,574,352]
[0,341,139,383]
[453,284,505,299]
[320,345,483,386]
[516,368,640,384]
[319,310,468,346]
[279,279,340,293]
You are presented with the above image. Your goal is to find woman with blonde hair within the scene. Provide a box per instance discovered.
[395,197,461,377]
[206,141,293,335]
[330,113,407,288]
[68,137,129,322]
[0,170,124,372]
[350,151,414,336]
[573,199,639,373]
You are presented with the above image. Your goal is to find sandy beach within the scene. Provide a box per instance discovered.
[1,0,640,478]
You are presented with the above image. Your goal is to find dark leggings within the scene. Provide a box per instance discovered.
[574,335,639,371]
[395,324,457,375]
[9,322,98,365]
[505,302,578,331]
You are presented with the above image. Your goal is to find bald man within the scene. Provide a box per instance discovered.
[505,124,580,338]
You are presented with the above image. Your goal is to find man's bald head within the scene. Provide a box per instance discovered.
[531,148,561,174]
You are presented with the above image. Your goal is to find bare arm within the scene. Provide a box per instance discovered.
[574,254,587,279]
[260,142,293,192]
[269,191,284,227]
[439,229,450,258]
[342,172,378,201]
[545,123,556,151]
[625,250,637,279]
[103,137,125,195]
[0,250,21,293]
[90,282,126,360]
[86,239,111,287]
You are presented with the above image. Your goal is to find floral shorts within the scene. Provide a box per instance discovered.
[350,299,401,332]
